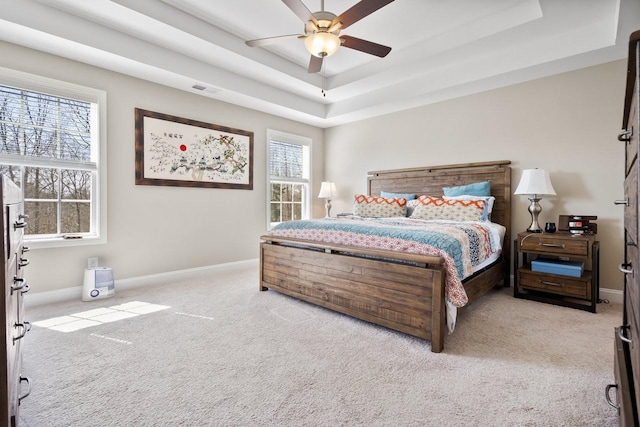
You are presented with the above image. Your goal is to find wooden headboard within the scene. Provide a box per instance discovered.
[367,160,512,276]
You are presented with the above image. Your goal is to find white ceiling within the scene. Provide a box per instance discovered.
[0,0,637,128]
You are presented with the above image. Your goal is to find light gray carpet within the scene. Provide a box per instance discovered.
[20,265,621,426]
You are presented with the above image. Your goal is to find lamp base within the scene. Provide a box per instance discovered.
[324,199,332,218]
[525,196,544,233]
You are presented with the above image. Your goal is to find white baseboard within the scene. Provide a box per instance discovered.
[599,288,623,305]
[24,258,259,308]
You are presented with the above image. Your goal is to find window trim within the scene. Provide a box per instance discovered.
[0,66,107,248]
[266,129,312,230]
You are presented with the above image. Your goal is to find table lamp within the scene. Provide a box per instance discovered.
[318,182,337,217]
[514,169,556,233]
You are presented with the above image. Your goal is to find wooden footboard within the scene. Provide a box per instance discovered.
[260,240,447,352]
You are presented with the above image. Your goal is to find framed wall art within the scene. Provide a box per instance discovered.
[135,108,254,190]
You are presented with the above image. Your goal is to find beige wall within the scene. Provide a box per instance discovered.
[0,40,627,296]
[0,41,325,293]
[325,60,627,292]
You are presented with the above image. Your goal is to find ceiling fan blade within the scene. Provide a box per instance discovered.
[340,35,391,57]
[245,34,301,47]
[308,55,323,73]
[282,0,318,26]
[332,0,394,30]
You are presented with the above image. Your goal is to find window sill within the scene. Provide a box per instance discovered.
[25,235,106,250]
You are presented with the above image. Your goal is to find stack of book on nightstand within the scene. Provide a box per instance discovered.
[531,258,584,278]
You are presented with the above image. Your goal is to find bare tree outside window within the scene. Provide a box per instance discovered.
[269,138,309,226]
[0,85,94,237]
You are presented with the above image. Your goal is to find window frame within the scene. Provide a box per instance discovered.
[266,129,311,230]
[0,66,107,248]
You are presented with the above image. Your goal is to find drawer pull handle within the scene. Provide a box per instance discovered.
[11,277,28,294]
[618,325,633,344]
[21,246,29,253]
[18,376,31,404]
[20,283,30,295]
[614,199,629,206]
[13,323,28,343]
[539,280,564,287]
[618,128,633,141]
[605,383,620,412]
[618,263,633,275]
[538,243,565,248]
[19,258,29,268]
[13,221,27,230]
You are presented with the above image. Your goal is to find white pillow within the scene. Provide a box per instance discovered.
[406,199,418,217]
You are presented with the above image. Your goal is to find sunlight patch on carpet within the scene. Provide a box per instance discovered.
[32,301,170,332]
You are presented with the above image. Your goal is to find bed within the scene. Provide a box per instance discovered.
[259,160,511,352]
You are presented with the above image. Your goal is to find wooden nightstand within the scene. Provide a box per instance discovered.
[513,231,599,312]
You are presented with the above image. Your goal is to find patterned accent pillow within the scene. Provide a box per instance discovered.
[353,194,407,217]
[410,195,486,222]
[443,195,495,221]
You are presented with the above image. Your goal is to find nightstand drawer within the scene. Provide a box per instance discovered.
[519,234,589,257]
[518,270,588,299]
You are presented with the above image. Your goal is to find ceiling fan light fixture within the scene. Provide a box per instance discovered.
[305,32,340,57]
[245,0,395,72]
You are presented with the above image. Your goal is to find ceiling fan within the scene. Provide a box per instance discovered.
[245,0,394,73]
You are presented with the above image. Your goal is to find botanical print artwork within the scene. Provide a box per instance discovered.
[135,109,253,189]
[144,117,249,184]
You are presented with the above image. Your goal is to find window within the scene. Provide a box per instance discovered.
[267,130,311,228]
[0,67,106,247]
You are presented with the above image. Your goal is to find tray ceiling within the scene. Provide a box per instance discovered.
[0,0,637,127]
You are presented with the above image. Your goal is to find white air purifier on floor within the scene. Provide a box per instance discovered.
[82,267,115,301]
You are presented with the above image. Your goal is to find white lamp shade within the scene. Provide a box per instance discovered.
[514,169,556,196]
[318,182,337,198]
[305,32,340,58]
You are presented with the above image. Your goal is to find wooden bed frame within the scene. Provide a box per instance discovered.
[260,160,511,352]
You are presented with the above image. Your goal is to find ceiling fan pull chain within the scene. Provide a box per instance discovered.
[322,62,326,97]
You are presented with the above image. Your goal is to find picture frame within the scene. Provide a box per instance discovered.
[135,108,254,190]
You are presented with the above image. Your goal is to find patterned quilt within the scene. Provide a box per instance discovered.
[267,216,502,308]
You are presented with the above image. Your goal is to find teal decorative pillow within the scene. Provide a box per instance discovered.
[442,180,491,197]
[380,191,417,200]
[353,194,407,217]
[410,195,486,222]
